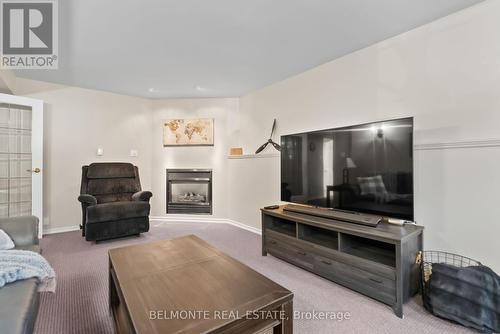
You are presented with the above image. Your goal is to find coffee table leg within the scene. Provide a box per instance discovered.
[274,300,293,334]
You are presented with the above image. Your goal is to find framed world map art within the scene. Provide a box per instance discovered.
[163,118,214,146]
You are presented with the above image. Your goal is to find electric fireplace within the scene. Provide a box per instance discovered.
[166,169,212,214]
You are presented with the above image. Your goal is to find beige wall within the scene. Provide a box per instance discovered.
[150,98,238,218]
[13,78,153,232]
[228,155,279,227]
[228,0,500,271]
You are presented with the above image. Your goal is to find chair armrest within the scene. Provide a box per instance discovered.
[78,194,97,205]
[132,191,153,202]
[0,216,39,247]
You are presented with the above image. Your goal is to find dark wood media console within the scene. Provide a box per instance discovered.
[261,205,423,317]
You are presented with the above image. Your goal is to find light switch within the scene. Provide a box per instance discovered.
[97,147,104,156]
[130,149,138,157]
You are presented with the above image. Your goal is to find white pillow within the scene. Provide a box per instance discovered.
[0,229,15,250]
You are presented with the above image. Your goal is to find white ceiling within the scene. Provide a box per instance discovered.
[16,0,483,99]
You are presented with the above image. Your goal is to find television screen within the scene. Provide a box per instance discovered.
[281,117,413,220]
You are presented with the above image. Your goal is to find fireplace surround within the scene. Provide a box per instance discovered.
[166,169,212,214]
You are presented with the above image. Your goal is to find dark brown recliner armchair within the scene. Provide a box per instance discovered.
[78,163,152,241]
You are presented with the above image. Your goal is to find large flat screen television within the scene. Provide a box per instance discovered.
[281,117,414,221]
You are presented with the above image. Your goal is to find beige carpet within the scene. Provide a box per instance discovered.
[34,221,473,334]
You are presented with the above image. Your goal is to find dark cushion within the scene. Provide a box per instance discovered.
[132,191,153,202]
[85,217,149,241]
[87,163,136,179]
[78,194,97,205]
[94,193,134,204]
[0,279,39,334]
[427,263,500,332]
[86,201,150,223]
[87,178,140,195]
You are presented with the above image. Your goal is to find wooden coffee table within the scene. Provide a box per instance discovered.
[109,235,293,334]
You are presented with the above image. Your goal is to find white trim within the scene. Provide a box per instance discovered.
[150,215,228,223]
[0,93,44,238]
[228,153,280,160]
[415,139,500,151]
[43,225,80,235]
[150,215,262,235]
[225,219,262,235]
[41,217,261,236]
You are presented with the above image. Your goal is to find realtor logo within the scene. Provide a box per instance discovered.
[0,0,58,69]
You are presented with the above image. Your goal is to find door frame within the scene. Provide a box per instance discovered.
[0,93,43,237]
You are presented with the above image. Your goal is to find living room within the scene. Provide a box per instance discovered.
[0,0,499,333]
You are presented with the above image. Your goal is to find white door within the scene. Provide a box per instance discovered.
[0,93,43,237]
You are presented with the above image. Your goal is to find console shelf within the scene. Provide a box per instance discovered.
[267,218,296,238]
[340,234,396,267]
[299,224,338,250]
[261,205,423,318]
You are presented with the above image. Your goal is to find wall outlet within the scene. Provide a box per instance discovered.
[130,149,138,157]
[97,147,104,156]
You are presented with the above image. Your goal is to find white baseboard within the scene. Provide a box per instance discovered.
[43,225,80,235]
[42,217,261,236]
[150,215,262,235]
[224,219,261,235]
[150,215,228,223]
